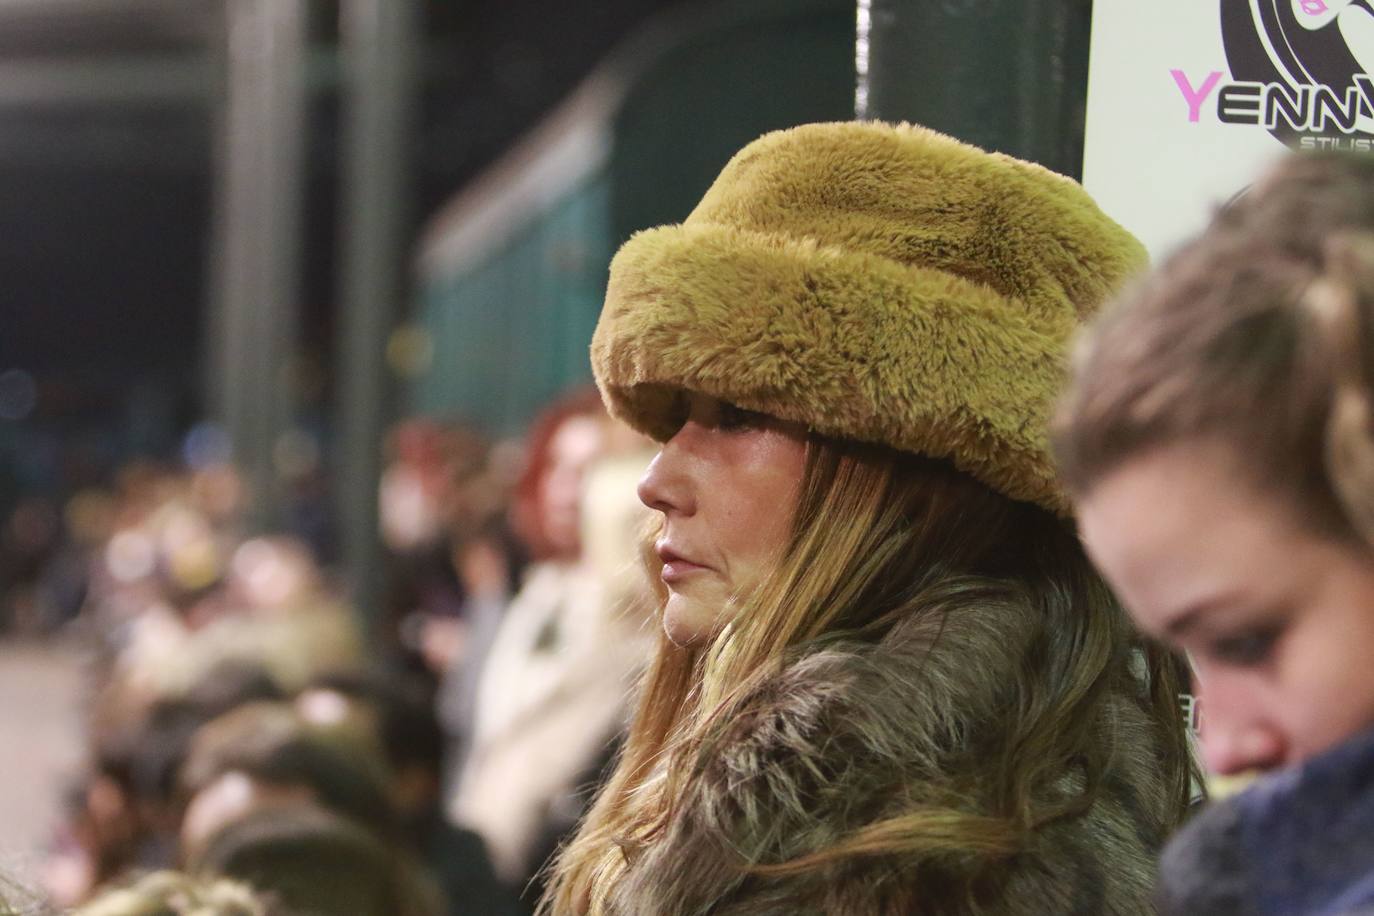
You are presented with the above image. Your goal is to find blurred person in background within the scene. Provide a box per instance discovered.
[380,420,463,559]
[175,693,506,915]
[295,672,519,915]
[437,391,603,782]
[39,462,362,908]
[74,870,269,916]
[20,365,636,915]
[56,659,287,896]
[81,464,237,684]
[414,434,524,694]
[176,700,399,857]
[0,495,68,634]
[38,485,123,635]
[447,386,656,908]
[174,702,445,913]
[44,532,307,909]
[1054,151,1374,915]
[89,532,360,770]
[191,804,442,916]
[173,698,449,915]
[381,419,505,677]
[541,122,1195,914]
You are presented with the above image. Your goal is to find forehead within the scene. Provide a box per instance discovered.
[1077,442,1289,617]
[1082,442,1233,524]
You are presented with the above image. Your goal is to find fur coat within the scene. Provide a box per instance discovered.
[603,591,1179,916]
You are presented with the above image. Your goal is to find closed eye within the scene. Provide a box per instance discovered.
[1208,623,1283,667]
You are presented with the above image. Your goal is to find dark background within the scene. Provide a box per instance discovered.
[0,0,698,509]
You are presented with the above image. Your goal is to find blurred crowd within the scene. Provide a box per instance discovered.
[0,386,657,915]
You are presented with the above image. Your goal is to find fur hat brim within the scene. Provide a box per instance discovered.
[593,220,1073,512]
[590,122,1146,515]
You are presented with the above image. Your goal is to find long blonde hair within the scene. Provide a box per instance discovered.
[541,435,1193,914]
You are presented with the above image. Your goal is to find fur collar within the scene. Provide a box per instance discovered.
[605,591,1175,915]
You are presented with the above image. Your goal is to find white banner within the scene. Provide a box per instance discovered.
[1084,1,1374,259]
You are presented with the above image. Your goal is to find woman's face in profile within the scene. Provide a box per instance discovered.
[1078,439,1374,776]
[637,392,807,646]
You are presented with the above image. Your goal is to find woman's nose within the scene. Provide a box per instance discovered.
[1196,680,1288,775]
[1201,723,1286,775]
[637,440,693,516]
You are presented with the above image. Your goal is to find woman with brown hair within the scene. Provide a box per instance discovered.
[1054,151,1374,915]
[539,121,1195,915]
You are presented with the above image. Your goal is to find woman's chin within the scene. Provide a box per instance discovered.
[661,593,722,647]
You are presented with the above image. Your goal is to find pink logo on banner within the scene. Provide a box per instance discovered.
[1170,69,1224,122]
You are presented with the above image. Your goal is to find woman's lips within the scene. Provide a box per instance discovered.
[656,543,708,584]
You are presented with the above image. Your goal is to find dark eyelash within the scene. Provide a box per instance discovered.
[717,403,765,431]
[1210,624,1282,667]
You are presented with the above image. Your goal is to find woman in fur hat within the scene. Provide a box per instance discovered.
[539,121,1194,915]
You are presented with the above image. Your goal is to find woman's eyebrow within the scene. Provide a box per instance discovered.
[1164,592,1243,639]
[1165,607,1206,640]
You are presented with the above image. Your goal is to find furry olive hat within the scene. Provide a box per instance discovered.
[590,121,1146,514]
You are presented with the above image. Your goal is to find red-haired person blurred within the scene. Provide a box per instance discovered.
[444,387,653,909]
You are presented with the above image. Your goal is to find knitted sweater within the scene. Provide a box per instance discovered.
[1158,726,1374,915]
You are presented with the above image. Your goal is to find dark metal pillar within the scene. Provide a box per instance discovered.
[335,0,421,635]
[209,0,308,531]
[856,0,1093,178]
